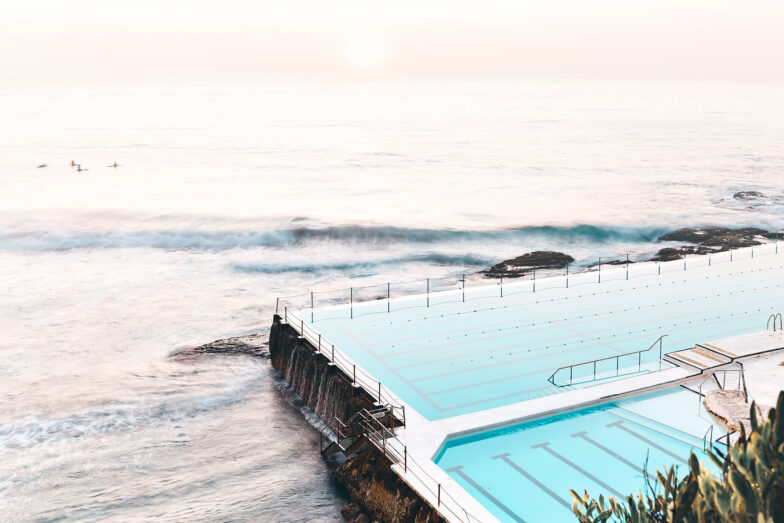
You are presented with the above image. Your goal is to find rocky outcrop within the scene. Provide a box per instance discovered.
[335,447,446,523]
[171,333,269,359]
[703,389,771,433]
[481,251,574,278]
[734,191,765,200]
[658,227,767,248]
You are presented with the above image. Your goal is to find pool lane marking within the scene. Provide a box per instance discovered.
[491,453,571,510]
[571,431,650,480]
[347,268,782,345]
[613,406,714,444]
[606,420,688,464]
[348,263,782,338]
[377,284,779,363]
[446,465,526,523]
[531,442,624,498]
[335,322,444,411]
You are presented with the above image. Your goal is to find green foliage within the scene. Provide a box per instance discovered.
[571,391,784,523]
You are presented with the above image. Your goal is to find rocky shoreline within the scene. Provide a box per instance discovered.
[481,226,779,278]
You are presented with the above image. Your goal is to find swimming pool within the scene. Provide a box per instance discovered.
[295,247,783,420]
[435,387,725,523]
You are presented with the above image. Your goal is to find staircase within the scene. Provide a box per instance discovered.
[321,406,396,458]
[665,344,732,370]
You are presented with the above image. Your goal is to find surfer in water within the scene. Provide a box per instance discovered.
[77,164,88,172]
[108,161,120,168]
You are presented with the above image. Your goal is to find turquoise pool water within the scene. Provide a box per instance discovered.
[298,247,783,420]
[435,387,725,523]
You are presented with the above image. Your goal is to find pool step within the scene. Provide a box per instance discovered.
[664,345,731,370]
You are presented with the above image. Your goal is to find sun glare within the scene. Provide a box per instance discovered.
[342,38,386,72]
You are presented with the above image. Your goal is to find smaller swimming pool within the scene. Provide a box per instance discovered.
[435,387,725,523]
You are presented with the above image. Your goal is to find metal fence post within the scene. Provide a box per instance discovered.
[427,278,430,307]
[598,257,601,283]
[626,253,629,280]
[731,247,733,262]
[350,287,353,319]
[533,268,536,293]
[332,344,335,362]
[311,291,314,323]
[500,276,503,297]
[284,306,288,323]
[462,274,465,302]
[353,364,356,385]
[658,261,661,275]
[566,263,569,288]
[387,282,390,313]
[276,297,280,315]
[438,484,441,506]
[300,319,304,335]
[318,334,321,353]
[404,446,407,473]
[684,259,686,271]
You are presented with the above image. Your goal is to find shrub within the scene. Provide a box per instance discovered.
[571,391,784,522]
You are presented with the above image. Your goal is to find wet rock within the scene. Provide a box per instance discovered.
[335,447,445,523]
[658,227,733,244]
[733,191,765,199]
[172,333,269,359]
[658,227,768,249]
[649,245,719,262]
[481,251,574,278]
[700,228,767,248]
[341,502,371,523]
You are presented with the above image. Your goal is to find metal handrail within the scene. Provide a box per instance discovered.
[547,334,667,387]
[702,425,714,450]
[767,312,782,331]
[284,309,407,427]
[322,409,480,523]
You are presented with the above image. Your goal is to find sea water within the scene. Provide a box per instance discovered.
[1,81,783,520]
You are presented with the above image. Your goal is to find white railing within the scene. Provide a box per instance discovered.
[282,307,407,427]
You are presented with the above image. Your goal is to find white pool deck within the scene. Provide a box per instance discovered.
[281,244,784,522]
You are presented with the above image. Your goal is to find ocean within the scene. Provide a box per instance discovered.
[1,81,783,521]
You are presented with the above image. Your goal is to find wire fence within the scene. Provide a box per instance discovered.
[277,241,784,323]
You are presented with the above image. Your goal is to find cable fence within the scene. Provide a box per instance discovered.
[277,242,783,324]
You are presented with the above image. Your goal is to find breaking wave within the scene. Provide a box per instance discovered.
[0,224,670,252]
[232,253,494,274]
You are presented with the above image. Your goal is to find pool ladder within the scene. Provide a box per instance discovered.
[547,334,667,387]
[767,312,782,331]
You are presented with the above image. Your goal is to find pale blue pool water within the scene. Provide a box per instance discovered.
[296,246,784,420]
[435,387,725,523]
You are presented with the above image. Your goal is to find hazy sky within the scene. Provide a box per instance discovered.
[2,0,783,82]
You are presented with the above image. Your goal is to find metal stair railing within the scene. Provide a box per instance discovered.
[320,408,480,523]
[547,334,667,387]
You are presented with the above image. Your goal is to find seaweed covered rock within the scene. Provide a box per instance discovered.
[335,447,445,523]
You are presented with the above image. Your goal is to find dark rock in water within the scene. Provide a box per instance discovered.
[481,251,575,278]
[733,191,765,199]
[764,231,784,240]
[341,503,371,523]
[649,245,718,261]
[658,227,733,244]
[701,228,767,248]
[658,227,767,249]
[172,333,269,359]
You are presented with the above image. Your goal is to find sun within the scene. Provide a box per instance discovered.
[342,38,386,72]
